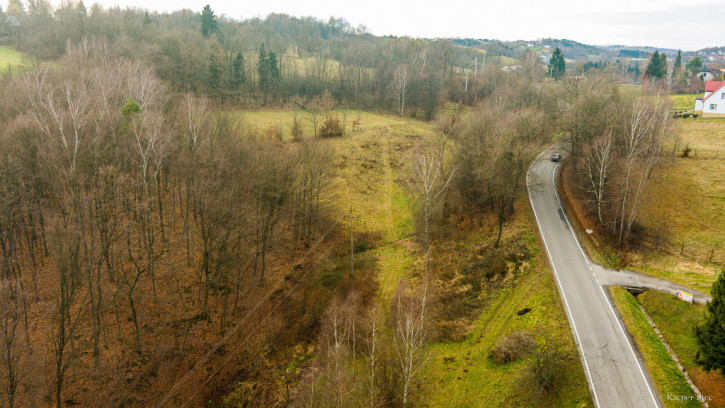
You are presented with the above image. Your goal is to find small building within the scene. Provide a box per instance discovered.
[694,81,725,117]
[698,66,725,82]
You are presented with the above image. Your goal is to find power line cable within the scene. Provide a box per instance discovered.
[153,221,340,408]
[179,228,346,407]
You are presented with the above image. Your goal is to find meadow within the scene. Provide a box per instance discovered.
[669,94,698,111]
[632,118,725,294]
[0,45,28,74]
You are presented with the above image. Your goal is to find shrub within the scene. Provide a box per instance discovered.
[319,113,343,138]
[517,339,573,401]
[490,331,536,363]
[464,252,508,280]
[264,124,284,141]
[290,115,304,141]
[680,144,691,158]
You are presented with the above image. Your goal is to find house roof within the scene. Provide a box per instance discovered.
[705,81,725,92]
[702,81,725,102]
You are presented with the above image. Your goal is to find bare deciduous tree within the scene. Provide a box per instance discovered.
[0,279,24,408]
[407,149,454,276]
[391,64,409,116]
[393,284,428,408]
[583,133,614,226]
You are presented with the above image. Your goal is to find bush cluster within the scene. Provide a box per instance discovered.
[490,331,537,363]
[319,113,343,138]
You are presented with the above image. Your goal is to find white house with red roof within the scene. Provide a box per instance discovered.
[694,81,725,118]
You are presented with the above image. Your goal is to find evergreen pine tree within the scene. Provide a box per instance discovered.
[548,47,566,80]
[645,51,663,80]
[268,51,280,100]
[673,50,686,85]
[208,50,222,100]
[658,53,668,80]
[674,50,682,70]
[232,52,245,87]
[230,52,245,101]
[633,62,641,81]
[200,5,218,38]
[258,43,269,103]
[695,271,725,372]
[686,57,703,75]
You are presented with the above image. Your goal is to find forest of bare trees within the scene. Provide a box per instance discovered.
[0,43,341,407]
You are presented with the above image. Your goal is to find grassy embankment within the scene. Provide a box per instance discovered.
[423,204,593,407]
[610,288,725,407]
[638,290,725,407]
[609,287,699,408]
[236,109,593,406]
[0,45,29,74]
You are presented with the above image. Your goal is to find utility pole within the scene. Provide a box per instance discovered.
[350,206,354,277]
[465,58,479,93]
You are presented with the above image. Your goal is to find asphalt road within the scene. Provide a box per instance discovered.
[598,268,711,305]
[527,147,661,408]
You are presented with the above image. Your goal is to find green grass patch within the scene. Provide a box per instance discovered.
[0,46,29,75]
[638,290,725,407]
[609,287,699,407]
[371,244,416,302]
[423,214,593,408]
[670,94,698,111]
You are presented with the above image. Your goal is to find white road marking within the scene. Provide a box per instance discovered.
[526,155,601,408]
[527,147,662,408]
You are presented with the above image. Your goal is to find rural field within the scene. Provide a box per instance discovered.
[633,118,725,294]
[0,45,28,74]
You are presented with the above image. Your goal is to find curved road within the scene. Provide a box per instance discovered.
[527,147,661,408]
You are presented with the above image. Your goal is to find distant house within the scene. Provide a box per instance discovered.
[698,66,724,82]
[694,81,725,117]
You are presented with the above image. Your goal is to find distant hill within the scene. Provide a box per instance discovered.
[697,46,725,55]
[437,37,718,63]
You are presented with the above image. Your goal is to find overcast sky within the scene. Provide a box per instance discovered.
[13,0,725,51]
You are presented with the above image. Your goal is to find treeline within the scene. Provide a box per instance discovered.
[0,1,493,115]
[564,78,676,247]
[0,44,338,407]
